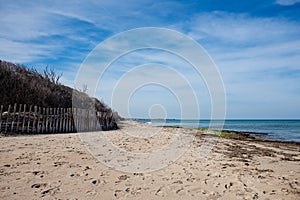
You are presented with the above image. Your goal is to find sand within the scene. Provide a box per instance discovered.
[0,120,299,199]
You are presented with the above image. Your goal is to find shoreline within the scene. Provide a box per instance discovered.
[146,125,300,144]
[153,125,300,145]
[0,120,299,199]
[132,118,300,143]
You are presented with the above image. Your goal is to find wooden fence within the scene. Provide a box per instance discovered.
[0,103,118,134]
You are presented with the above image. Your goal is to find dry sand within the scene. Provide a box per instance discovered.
[0,120,299,199]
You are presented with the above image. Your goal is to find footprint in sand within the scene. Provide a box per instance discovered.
[53,161,68,167]
[91,179,98,185]
[32,170,45,178]
[155,186,165,197]
[118,174,130,181]
[114,189,124,198]
[225,182,233,190]
[31,183,47,189]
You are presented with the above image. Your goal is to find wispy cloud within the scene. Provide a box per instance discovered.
[275,0,300,6]
[1,0,299,118]
[186,11,300,45]
[177,11,300,118]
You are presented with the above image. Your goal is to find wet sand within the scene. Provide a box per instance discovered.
[0,120,299,199]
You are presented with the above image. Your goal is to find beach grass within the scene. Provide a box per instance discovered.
[196,128,241,139]
[218,131,240,139]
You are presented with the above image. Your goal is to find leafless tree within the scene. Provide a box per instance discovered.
[43,66,62,84]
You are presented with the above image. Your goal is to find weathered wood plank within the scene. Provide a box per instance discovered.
[11,103,17,132]
[5,105,11,133]
[27,105,32,133]
[16,104,22,132]
[55,108,59,133]
[36,107,41,133]
[33,106,37,133]
[21,104,26,133]
[45,108,49,133]
[68,108,71,132]
[60,108,63,132]
[41,108,45,133]
[0,105,3,132]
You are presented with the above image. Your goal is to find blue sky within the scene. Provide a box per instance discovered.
[0,0,300,119]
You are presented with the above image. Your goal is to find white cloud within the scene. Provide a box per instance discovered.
[0,3,62,40]
[275,0,300,6]
[0,38,59,63]
[180,12,300,118]
[187,11,300,44]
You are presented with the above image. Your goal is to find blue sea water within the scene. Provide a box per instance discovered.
[132,119,300,142]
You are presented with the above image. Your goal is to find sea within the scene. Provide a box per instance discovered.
[132,119,300,143]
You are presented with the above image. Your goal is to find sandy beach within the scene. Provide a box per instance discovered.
[0,120,299,199]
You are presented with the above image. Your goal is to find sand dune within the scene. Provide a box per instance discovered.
[0,120,299,199]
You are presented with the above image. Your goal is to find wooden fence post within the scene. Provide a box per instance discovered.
[58,108,61,133]
[75,108,78,132]
[21,105,26,133]
[52,108,55,133]
[93,111,96,131]
[45,108,49,133]
[62,108,65,132]
[81,108,84,132]
[60,108,62,132]
[16,104,22,133]
[61,108,64,133]
[11,103,17,132]
[5,105,11,133]
[57,108,61,132]
[98,111,102,131]
[0,105,3,132]
[27,105,32,133]
[66,108,69,133]
[98,112,101,131]
[69,108,72,132]
[65,108,68,132]
[68,108,72,132]
[80,108,83,132]
[86,109,89,131]
[33,106,37,133]
[50,108,53,133]
[72,108,76,132]
[77,108,81,132]
[77,108,80,132]
[41,108,45,133]
[93,110,96,131]
[55,108,59,133]
[36,107,41,133]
